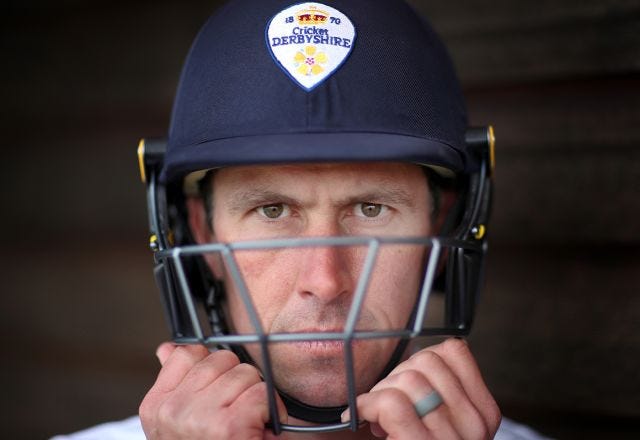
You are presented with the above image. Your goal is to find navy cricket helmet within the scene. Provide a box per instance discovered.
[138,0,494,434]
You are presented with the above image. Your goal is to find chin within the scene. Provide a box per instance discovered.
[269,344,387,407]
[276,366,351,406]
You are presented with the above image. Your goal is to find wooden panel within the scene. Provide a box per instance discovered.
[5,79,638,245]
[0,134,150,242]
[2,1,639,439]
[466,77,640,245]
[410,0,640,84]
[470,245,640,437]
[467,77,640,149]
[2,2,218,131]
[2,244,164,439]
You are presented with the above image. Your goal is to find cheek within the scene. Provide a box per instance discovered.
[224,250,294,333]
[365,247,425,327]
[203,253,225,279]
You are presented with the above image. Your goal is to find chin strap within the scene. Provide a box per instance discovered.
[279,392,347,424]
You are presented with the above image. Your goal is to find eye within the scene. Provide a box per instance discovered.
[357,202,386,218]
[257,203,289,219]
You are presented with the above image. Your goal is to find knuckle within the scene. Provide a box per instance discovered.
[234,362,262,381]
[378,388,410,412]
[155,399,220,437]
[183,411,206,435]
[473,419,490,440]
[191,408,231,439]
[410,349,441,368]
[187,361,214,381]
[473,425,490,440]
[442,337,470,356]
[443,386,473,420]
[156,398,180,427]
[395,368,428,390]
[212,348,241,365]
[138,394,155,421]
[462,407,489,440]
[486,402,502,434]
[190,349,240,377]
[244,381,269,401]
[189,411,232,438]
[175,344,209,360]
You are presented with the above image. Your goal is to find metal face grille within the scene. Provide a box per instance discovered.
[156,235,480,433]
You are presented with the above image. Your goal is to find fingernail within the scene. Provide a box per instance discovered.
[340,408,350,423]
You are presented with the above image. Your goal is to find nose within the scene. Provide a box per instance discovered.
[294,241,354,304]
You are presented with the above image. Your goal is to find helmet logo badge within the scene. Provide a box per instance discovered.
[266,3,356,91]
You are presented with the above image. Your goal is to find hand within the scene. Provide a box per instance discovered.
[347,338,501,439]
[139,343,287,440]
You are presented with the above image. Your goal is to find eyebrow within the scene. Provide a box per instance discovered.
[222,186,416,214]
[223,189,300,215]
[338,188,415,209]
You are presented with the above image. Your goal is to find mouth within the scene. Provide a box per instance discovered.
[279,328,358,356]
[297,339,345,353]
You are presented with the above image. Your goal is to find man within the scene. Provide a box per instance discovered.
[54,0,548,438]
[140,162,500,439]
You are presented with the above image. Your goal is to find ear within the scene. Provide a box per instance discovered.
[432,188,457,235]
[186,196,212,244]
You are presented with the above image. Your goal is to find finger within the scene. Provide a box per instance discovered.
[152,383,271,439]
[198,361,262,407]
[230,382,288,429]
[368,368,460,439]
[155,342,177,365]
[370,368,432,402]
[425,339,501,433]
[140,345,211,433]
[151,344,210,394]
[174,349,241,394]
[399,346,490,439]
[351,389,428,439]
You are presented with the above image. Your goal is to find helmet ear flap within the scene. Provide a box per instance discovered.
[154,260,200,340]
[139,138,229,342]
[443,244,487,333]
[438,126,494,333]
[154,243,229,341]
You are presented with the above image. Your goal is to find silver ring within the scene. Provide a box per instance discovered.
[414,390,443,418]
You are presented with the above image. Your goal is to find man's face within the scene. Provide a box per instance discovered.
[192,162,432,407]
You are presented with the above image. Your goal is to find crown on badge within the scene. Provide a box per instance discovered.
[296,6,329,25]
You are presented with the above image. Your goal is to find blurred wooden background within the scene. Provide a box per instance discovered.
[2,0,639,438]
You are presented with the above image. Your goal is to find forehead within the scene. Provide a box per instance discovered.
[211,162,427,190]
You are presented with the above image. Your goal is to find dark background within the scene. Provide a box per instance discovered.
[2,0,639,438]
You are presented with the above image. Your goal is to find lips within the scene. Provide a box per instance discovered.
[298,339,345,354]
[280,328,359,356]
